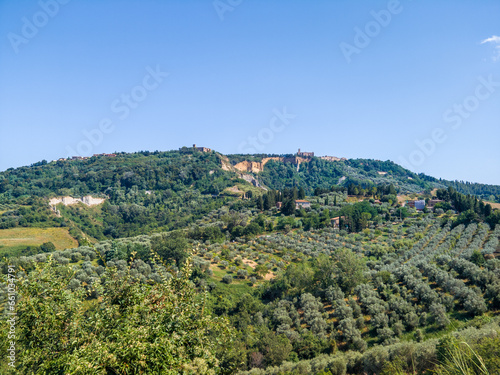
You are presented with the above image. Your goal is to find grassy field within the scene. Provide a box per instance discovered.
[486,201,500,210]
[0,227,78,257]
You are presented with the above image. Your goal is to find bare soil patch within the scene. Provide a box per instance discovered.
[264,271,275,280]
[242,258,258,268]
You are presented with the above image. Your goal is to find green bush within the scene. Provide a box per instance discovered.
[0,252,233,374]
[222,274,233,284]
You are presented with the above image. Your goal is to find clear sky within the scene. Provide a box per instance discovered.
[1,0,499,184]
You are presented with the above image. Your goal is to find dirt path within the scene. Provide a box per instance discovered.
[264,272,275,280]
[242,258,275,280]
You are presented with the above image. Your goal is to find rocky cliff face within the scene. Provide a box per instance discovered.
[239,173,266,189]
[232,156,311,173]
[233,157,281,173]
[218,154,313,190]
[49,196,106,207]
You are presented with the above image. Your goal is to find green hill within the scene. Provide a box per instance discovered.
[1,147,500,374]
[0,148,499,252]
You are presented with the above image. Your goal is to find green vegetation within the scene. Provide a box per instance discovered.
[1,253,234,374]
[0,150,245,239]
[1,149,500,374]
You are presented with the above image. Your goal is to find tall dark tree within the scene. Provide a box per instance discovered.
[263,193,275,210]
[257,195,264,210]
[298,186,306,200]
[281,197,296,216]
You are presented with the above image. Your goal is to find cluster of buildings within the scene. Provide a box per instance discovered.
[320,156,347,162]
[405,199,444,211]
[192,144,211,152]
[53,153,117,162]
[73,153,116,160]
[275,200,312,210]
[52,157,84,162]
[297,148,347,162]
[295,199,311,209]
[179,144,212,153]
[297,148,314,157]
[275,198,345,229]
[93,153,117,157]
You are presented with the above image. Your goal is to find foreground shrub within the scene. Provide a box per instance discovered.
[1,252,233,374]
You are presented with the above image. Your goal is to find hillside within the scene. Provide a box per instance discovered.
[0,148,499,255]
[1,184,500,373]
[0,150,245,248]
[1,148,500,373]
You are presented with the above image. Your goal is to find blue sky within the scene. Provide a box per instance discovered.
[1,0,499,184]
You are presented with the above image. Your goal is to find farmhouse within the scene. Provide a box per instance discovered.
[331,216,347,228]
[407,200,426,211]
[295,199,311,209]
[331,216,340,228]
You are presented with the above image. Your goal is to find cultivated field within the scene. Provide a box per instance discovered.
[0,227,78,256]
[486,201,500,210]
